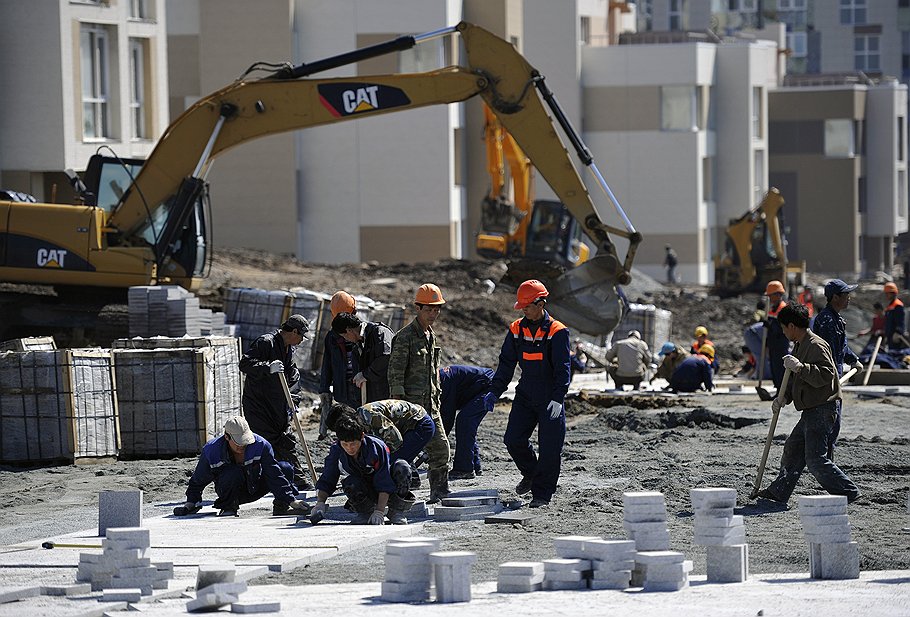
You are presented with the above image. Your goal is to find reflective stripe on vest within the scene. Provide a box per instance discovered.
[768,300,786,318]
[886,298,904,311]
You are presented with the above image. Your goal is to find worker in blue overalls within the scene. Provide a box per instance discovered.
[485,280,571,508]
[440,364,494,480]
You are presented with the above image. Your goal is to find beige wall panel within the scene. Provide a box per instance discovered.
[166,34,200,119]
[360,225,453,263]
[636,233,701,264]
[356,34,398,76]
[583,86,659,132]
[770,89,863,121]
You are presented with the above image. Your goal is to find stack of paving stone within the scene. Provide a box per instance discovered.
[186,565,279,613]
[433,489,503,522]
[622,490,670,585]
[798,495,859,580]
[690,487,748,583]
[0,336,56,351]
[430,551,477,603]
[583,539,638,590]
[76,528,173,598]
[636,551,693,592]
[380,537,440,603]
[497,561,545,593]
[542,556,591,590]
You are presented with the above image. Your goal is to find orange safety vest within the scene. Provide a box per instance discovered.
[767,299,786,319]
[797,291,815,318]
[886,297,904,313]
[509,318,568,362]
[692,338,714,354]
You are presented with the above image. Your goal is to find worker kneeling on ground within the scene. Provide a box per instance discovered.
[669,343,715,393]
[310,414,416,525]
[175,416,311,518]
[652,342,688,385]
[605,329,652,390]
[326,400,434,488]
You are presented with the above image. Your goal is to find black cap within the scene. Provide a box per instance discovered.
[281,314,310,337]
[824,279,858,299]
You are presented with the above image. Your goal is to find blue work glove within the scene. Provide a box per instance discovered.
[482,392,497,412]
[547,400,563,420]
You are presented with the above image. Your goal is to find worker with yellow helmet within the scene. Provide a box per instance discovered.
[668,342,715,393]
[690,326,718,372]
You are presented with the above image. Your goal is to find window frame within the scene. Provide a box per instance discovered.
[854,33,881,73]
[129,38,147,140]
[840,0,867,26]
[80,24,111,141]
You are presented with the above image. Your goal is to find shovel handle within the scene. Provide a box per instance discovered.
[862,336,882,386]
[751,368,792,498]
[277,371,319,488]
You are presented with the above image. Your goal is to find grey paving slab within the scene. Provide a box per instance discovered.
[484,511,538,525]
[0,585,40,603]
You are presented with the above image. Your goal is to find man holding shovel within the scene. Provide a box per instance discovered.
[812,279,863,460]
[755,303,862,505]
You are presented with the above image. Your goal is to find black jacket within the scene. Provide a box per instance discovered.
[359,322,393,402]
[239,330,299,439]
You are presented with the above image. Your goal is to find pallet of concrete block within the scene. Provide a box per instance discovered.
[0,336,57,352]
[0,349,118,463]
[224,287,295,345]
[286,288,332,371]
[129,285,204,338]
[433,490,503,522]
[610,303,672,352]
[113,346,215,458]
[113,336,242,439]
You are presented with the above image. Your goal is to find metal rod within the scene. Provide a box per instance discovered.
[588,163,636,234]
[413,25,458,44]
[193,115,227,178]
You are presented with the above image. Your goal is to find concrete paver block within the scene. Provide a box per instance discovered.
[196,564,236,591]
[694,515,743,529]
[497,580,543,593]
[544,570,588,583]
[105,579,152,595]
[542,579,587,591]
[820,542,860,580]
[706,544,748,583]
[385,561,431,584]
[797,504,847,517]
[646,560,693,582]
[231,601,282,613]
[40,583,92,596]
[623,492,665,505]
[583,539,637,561]
[592,559,636,573]
[635,551,685,565]
[434,504,502,521]
[484,511,539,525]
[0,586,41,604]
[446,489,499,498]
[187,592,240,612]
[498,562,544,576]
[440,496,500,507]
[197,582,248,596]
[693,506,735,518]
[99,490,143,536]
[101,588,143,602]
[385,540,439,555]
[104,526,149,547]
[543,558,592,572]
[798,495,848,509]
[430,552,476,603]
[498,573,545,586]
[803,530,852,544]
[690,488,736,507]
[623,503,668,516]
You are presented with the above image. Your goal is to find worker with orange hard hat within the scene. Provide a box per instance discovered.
[883,282,906,349]
[484,280,571,508]
[318,291,360,438]
[764,280,791,390]
[387,283,452,504]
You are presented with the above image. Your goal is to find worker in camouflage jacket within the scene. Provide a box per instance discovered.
[387,283,451,503]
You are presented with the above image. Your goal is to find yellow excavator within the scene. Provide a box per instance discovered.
[0,21,640,334]
[474,105,590,268]
[714,187,805,296]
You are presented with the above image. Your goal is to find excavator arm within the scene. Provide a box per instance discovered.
[100,22,640,334]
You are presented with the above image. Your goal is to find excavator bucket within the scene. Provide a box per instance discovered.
[545,254,624,336]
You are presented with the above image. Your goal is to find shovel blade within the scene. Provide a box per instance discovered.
[545,254,624,336]
[757,387,775,401]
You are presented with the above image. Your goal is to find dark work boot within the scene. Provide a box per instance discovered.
[387,491,416,525]
[448,468,476,481]
[427,469,451,504]
[410,469,421,489]
[515,476,533,495]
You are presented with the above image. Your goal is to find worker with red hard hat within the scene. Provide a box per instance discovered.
[883,282,906,349]
[484,280,571,508]
[764,280,791,391]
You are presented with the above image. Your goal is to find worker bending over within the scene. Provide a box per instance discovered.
[690,326,718,371]
[440,364,494,480]
[605,329,652,390]
[669,344,715,393]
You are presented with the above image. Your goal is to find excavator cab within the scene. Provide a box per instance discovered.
[524,200,589,266]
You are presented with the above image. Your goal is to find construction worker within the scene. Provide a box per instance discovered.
[310,414,415,525]
[755,303,861,505]
[318,291,359,438]
[387,283,451,504]
[798,285,816,320]
[605,329,652,390]
[669,343,715,392]
[570,338,589,378]
[690,326,718,371]
[485,280,571,508]
[239,314,311,489]
[652,342,689,385]
[331,311,393,403]
[883,282,907,349]
[176,416,312,518]
[664,245,679,283]
[764,280,791,391]
[440,364,494,480]
[813,279,863,461]
[858,302,885,344]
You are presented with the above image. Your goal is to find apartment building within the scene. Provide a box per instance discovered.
[0,0,168,200]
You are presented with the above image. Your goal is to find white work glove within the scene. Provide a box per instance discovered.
[547,400,563,420]
[269,359,284,374]
[368,510,386,525]
[782,355,804,373]
[852,360,864,372]
[771,398,783,414]
[353,372,367,388]
[311,502,328,517]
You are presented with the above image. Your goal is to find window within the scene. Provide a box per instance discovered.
[840,0,866,25]
[80,25,110,140]
[669,0,684,31]
[752,87,763,140]
[702,157,714,202]
[129,38,148,140]
[899,117,905,162]
[855,34,880,72]
[580,16,591,45]
[728,0,757,12]
[788,32,807,58]
[661,86,696,131]
[903,32,910,80]
[778,0,806,8]
[129,0,150,19]
[825,119,855,158]
[900,171,908,218]
[753,150,764,207]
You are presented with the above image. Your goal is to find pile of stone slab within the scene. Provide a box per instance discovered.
[433,489,503,522]
[129,285,232,338]
[497,561,545,593]
[799,494,859,580]
[691,487,748,583]
[622,491,693,590]
[379,537,477,604]
[76,527,173,601]
[635,550,693,592]
[187,565,280,613]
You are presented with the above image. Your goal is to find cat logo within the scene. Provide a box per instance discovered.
[37,248,67,268]
[342,86,380,114]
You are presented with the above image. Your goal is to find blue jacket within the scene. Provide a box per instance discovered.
[489,311,571,406]
[185,434,295,504]
[440,365,494,415]
[239,330,300,438]
[319,330,360,406]
[669,354,714,392]
[765,299,790,353]
[315,434,396,495]
[812,304,858,375]
[885,298,905,344]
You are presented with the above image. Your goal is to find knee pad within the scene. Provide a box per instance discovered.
[391,459,413,493]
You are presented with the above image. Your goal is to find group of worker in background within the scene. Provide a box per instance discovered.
[176,273,901,522]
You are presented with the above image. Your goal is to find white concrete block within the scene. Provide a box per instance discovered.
[623,491,665,505]
[0,587,40,603]
[623,520,669,534]
[623,502,668,516]
[440,496,499,507]
[385,541,437,557]
[803,529,852,544]
[385,552,431,568]
[379,590,431,603]
[583,539,637,561]
[797,504,847,517]
[690,488,736,507]
[433,563,473,603]
[79,552,104,564]
[104,527,149,547]
[101,588,142,602]
[694,515,743,529]
[632,536,672,551]
[797,495,848,509]
[623,510,668,523]
[197,582,247,596]
[434,504,500,520]
[98,490,143,536]
[592,559,636,573]
[498,573,545,585]
[387,536,441,547]
[694,532,747,547]
[187,592,239,612]
[380,580,430,595]
[40,583,91,596]
[820,542,860,580]
[497,581,542,593]
[196,564,236,591]
[104,579,152,595]
[635,551,685,565]
[385,561,431,584]
[643,578,689,592]
[542,579,587,591]
[693,506,735,518]
[231,601,282,613]
[553,535,600,558]
[646,560,693,582]
[588,576,630,590]
[544,570,587,583]
[590,568,631,582]
[498,561,544,576]
[706,544,748,583]
[800,513,849,528]
[543,558,591,572]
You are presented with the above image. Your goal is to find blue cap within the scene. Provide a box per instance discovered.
[824,279,858,300]
[658,342,676,356]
